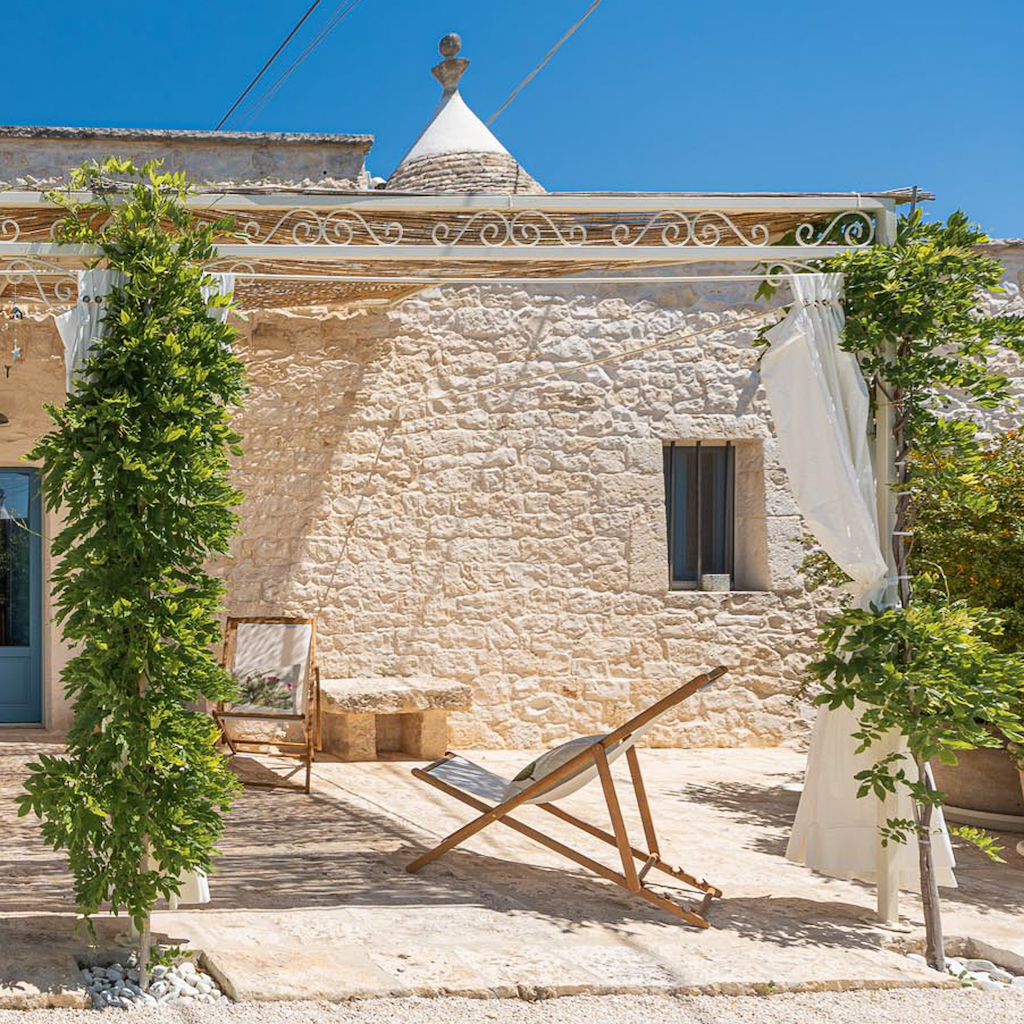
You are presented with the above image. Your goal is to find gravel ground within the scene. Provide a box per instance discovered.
[2,989,1023,1024]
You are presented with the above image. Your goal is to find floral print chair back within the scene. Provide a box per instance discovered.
[215,617,321,793]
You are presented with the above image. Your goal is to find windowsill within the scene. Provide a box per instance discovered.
[664,589,772,598]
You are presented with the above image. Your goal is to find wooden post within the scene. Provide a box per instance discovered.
[625,746,659,856]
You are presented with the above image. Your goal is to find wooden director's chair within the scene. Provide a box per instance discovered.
[215,616,322,794]
[407,666,727,928]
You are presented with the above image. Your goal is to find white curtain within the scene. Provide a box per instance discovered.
[55,269,125,391]
[56,270,235,907]
[56,271,235,391]
[760,273,956,891]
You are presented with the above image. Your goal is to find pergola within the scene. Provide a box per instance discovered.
[0,182,921,925]
[0,187,914,309]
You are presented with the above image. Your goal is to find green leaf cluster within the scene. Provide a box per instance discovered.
[809,598,1024,847]
[828,210,1024,431]
[17,159,245,933]
[802,212,1024,875]
[912,428,1024,654]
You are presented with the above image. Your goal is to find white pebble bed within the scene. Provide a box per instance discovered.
[80,956,230,1011]
[905,952,1024,992]
[2,990,1024,1024]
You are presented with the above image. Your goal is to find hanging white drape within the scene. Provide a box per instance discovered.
[56,271,235,391]
[55,269,235,907]
[760,272,956,891]
[55,269,125,391]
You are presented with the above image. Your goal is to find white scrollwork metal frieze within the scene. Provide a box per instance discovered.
[759,259,819,286]
[223,207,878,250]
[238,209,405,246]
[1,217,21,243]
[794,211,875,247]
[431,210,588,247]
[208,260,257,287]
[609,211,772,248]
[0,258,77,306]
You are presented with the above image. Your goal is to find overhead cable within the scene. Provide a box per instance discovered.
[487,0,606,126]
[215,0,327,130]
[234,0,369,129]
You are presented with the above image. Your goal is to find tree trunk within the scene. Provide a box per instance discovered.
[138,918,152,990]
[915,757,945,971]
[891,374,945,970]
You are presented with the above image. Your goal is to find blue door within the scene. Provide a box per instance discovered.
[0,469,42,723]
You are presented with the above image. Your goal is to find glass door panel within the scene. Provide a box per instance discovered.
[0,470,41,723]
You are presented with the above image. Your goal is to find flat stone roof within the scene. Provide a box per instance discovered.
[0,125,374,149]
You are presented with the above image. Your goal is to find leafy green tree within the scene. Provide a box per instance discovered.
[803,211,1024,970]
[17,160,244,975]
[782,209,1024,966]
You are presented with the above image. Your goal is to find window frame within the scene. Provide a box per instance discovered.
[663,440,736,591]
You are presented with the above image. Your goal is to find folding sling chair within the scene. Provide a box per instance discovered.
[407,666,728,928]
[215,616,322,794]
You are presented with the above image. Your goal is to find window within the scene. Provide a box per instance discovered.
[663,441,735,589]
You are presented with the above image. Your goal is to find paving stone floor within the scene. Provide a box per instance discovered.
[2,736,1022,1005]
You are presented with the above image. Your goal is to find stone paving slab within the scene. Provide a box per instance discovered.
[0,946,84,1010]
[2,741,1021,1005]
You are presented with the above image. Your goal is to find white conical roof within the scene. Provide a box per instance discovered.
[385,34,544,195]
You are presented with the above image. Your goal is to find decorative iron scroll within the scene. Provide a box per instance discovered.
[228,208,878,249]
[238,210,404,246]
[0,259,76,307]
[0,205,878,250]
[430,210,588,247]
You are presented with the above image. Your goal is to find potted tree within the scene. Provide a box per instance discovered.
[797,211,1024,971]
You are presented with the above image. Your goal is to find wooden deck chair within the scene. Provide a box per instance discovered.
[214,616,321,794]
[407,666,728,928]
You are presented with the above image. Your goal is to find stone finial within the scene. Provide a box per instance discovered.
[432,33,469,93]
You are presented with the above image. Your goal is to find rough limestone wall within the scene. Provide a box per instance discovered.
[953,245,1024,431]
[13,248,1022,743]
[220,271,827,749]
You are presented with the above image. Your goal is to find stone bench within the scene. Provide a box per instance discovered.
[320,677,472,761]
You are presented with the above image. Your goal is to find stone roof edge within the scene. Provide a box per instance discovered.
[980,238,1024,249]
[0,125,375,150]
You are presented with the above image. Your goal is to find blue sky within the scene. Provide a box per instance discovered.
[7,0,1023,234]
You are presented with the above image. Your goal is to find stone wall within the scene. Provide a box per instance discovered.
[8,246,1024,744]
[0,126,373,191]
[219,272,826,749]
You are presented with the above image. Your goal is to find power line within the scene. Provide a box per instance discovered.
[233,0,368,129]
[487,0,606,126]
[214,0,327,131]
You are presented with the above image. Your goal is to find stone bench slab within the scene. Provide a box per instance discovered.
[320,677,472,715]
[319,677,471,761]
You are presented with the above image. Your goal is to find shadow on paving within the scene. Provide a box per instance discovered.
[673,778,802,857]
[7,739,1021,957]
[939,833,1024,915]
[676,775,1024,918]
[0,747,935,950]
[709,896,886,950]
[212,776,893,950]
[431,844,889,950]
